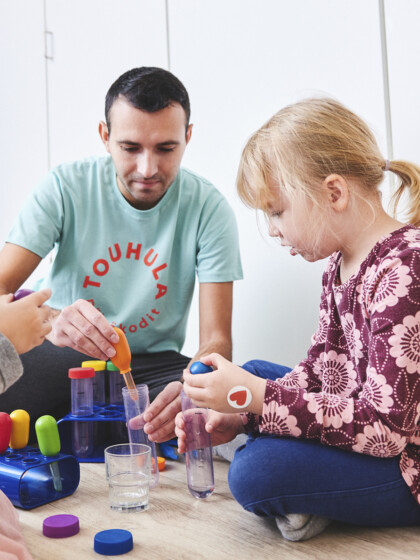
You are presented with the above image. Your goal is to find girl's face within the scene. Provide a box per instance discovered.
[266,184,337,262]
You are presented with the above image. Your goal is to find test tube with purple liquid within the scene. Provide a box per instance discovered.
[181,361,215,499]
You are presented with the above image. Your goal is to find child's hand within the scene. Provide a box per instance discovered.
[182,353,266,415]
[175,408,244,454]
[0,289,52,354]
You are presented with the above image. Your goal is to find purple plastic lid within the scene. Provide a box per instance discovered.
[43,514,80,538]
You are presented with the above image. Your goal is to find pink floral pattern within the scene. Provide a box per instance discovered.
[311,308,330,345]
[262,402,301,436]
[352,423,406,457]
[313,351,357,395]
[401,455,418,487]
[357,258,412,314]
[304,392,354,428]
[342,313,364,364]
[404,229,420,249]
[277,366,308,389]
[256,225,420,505]
[389,311,420,374]
[360,367,393,414]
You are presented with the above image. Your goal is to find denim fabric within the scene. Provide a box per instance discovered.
[228,359,420,527]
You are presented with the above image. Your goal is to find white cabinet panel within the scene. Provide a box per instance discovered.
[45,0,168,167]
[385,0,420,163]
[169,0,387,365]
[0,0,48,246]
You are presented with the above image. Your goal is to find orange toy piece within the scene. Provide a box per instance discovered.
[111,327,138,400]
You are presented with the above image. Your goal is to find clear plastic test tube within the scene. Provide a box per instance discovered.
[81,360,106,407]
[181,391,214,499]
[68,367,94,458]
[107,361,125,405]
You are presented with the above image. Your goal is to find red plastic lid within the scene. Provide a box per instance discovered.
[0,413,12,453]
[68,367,95,379]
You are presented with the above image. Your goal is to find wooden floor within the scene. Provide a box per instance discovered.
[18,456,420,559]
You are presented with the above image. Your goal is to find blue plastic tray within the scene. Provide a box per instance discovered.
[0,446,80,509]
[57,404,128,462]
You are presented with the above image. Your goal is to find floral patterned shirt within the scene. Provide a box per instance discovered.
[246,225,420,504]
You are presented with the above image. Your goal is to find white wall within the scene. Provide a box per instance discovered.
[169,0,388,366]
[0,0,405,368]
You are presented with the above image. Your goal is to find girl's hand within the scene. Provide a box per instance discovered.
[175,409,244,454]
[182,353,266,415]
[0,289,52,354]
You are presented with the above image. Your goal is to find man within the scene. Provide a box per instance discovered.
[0,67,242,442]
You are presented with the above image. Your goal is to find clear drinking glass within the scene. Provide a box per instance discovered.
[105,443,151,512]
[122,385,159,488]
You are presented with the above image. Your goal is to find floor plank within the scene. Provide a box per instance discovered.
[18,457,420,559]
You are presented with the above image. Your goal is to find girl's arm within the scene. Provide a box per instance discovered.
[184,245,420,458]
[255,246,420,456]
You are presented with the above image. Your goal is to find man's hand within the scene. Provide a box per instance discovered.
[46,299,119,360]
[0,289,52,354]
[175,409,244,454]
[142,381,183,443]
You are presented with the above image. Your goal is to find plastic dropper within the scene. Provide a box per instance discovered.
[35,415,63,492]
[110,327,138,401]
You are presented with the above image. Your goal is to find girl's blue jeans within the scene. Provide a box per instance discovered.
[228,360,420,527]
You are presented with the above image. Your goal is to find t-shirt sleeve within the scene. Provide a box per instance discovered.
[0,333,23,393]
[195,194,243,283]
[257,247,420,458]
[7,171,64,258]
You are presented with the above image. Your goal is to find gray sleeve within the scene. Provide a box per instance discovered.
[0,333,23,394]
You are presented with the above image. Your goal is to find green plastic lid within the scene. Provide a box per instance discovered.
[106,361,119,371]
[35,415,61,456]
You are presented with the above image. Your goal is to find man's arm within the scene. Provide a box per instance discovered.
[194,281,233,361]
[0,243,42,295]
[144,282,234,443]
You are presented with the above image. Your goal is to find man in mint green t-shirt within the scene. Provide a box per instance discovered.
[0,67,242,442]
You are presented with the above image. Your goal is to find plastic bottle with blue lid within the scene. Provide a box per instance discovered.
[181,361,215,499]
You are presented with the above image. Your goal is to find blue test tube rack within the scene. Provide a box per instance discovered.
[57,404,127,462]
[0,446,80,509]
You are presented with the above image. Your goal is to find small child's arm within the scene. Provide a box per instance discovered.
[182,353,267,415]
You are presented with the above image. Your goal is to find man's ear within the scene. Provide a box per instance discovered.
[98,121,110,151]
[322,174,349,212]
[185,123,193,145]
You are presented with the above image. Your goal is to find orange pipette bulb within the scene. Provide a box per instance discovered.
[111,327,138,401]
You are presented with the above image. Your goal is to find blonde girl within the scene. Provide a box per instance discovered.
[175,98,420,541]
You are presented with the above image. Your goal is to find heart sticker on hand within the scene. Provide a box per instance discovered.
[227,386,252,409]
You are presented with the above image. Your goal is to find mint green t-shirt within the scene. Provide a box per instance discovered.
[7,156,243,354]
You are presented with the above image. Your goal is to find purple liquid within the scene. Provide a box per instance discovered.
[184,410,211,452]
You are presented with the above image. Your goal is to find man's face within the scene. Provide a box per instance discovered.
[100,97,192,210]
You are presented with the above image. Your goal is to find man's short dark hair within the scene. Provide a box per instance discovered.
[105,67,190,133]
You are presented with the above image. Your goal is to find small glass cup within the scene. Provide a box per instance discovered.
[122,385,159,488]
[105,443,151,513]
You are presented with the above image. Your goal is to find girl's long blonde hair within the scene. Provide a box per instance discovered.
[237,98,420,226]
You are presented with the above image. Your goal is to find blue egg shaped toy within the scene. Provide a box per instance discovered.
[190,361,213,374]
